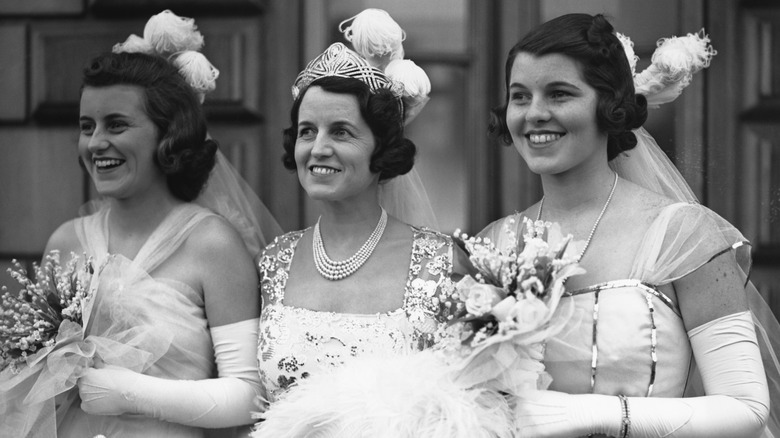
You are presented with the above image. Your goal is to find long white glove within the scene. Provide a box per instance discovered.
[515,311,770,437]
[78,318,262,428]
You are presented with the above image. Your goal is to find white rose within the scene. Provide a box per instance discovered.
[508,296,549,331]
[464,283,505,317]
[455,276,479,302]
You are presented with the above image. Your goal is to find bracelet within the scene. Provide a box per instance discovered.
[618,394,631,438]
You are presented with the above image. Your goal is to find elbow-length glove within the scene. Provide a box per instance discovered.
[77,318,262,428]
[515,311,770,438]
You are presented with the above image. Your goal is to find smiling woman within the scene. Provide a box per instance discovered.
[506,53,607,177]
[79,85,166,201]
[481,12,780,438]
[251,10,471,435]
[293,86,380,205]
[2,10,282,438]
[256,45,456,401]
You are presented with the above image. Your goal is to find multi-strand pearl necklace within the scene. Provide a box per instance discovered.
[536,172,618,263]
[313,208,388,281]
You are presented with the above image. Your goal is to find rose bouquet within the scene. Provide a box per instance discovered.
[436,217,584,394]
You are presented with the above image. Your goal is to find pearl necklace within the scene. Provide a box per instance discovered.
[536,172,618,262]
[313,208,388,281]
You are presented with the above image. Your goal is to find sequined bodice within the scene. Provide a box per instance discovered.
[256,227,455,402]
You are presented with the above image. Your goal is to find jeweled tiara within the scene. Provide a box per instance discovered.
[291,42,403,100]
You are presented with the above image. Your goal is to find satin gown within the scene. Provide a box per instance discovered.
[479,201,780,437]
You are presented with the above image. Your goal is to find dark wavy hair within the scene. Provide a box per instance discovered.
[282,76,416,182]
[81,51,217,201]
[488,13,648,161]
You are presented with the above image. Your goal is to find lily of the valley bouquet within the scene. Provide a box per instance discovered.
[1,250,94,373]
[438,217,584,395]
[0,250,95,435]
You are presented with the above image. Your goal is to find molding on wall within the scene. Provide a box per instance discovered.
[0,0,83,16]
[0,25,27,122]
[89,0,266,17]
[29,19,263,124]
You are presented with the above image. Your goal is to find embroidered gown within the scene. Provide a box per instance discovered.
[57,204,219,437]
[255,226,455,404]
[479,202,780,436]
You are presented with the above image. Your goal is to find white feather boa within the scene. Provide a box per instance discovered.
[251,350,514,438]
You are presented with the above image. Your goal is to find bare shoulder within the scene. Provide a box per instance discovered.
[186,215,249,256]
[44,219,83,257]
[176,214,255,282]
[184,214,260,324]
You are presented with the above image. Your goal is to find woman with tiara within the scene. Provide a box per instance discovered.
[0,10,281,437]
[481,13,780,438]
[250,9,487,436]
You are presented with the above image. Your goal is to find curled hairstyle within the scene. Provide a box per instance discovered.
[81,52,217,201]
[489,13,648,160]
[282,76,416,182]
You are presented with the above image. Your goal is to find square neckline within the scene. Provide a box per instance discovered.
[270,226,423,317]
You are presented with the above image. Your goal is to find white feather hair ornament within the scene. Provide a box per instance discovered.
[385,59,430,98]
[339,8,405,70]
[616,32,638,76]
[336,9,431,124]
[385,59,431,124]
[143,9,205,56]
[171,51,220,103]
[112,34,154,54]
[112,10,219,102]
[632,29,716,107]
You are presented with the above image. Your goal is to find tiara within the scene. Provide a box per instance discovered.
[291,43,403,100]
[291,9,430,125]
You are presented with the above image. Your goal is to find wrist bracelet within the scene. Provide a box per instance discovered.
[618,394,631,438]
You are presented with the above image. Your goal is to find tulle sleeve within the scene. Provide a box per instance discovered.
[629,202,751,285]
[631,202,780,436]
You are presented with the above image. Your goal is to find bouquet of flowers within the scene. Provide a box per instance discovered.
[1,250,94,373]
[252,219,583,438]
[0,250,100,437]
[437,217,584,394]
